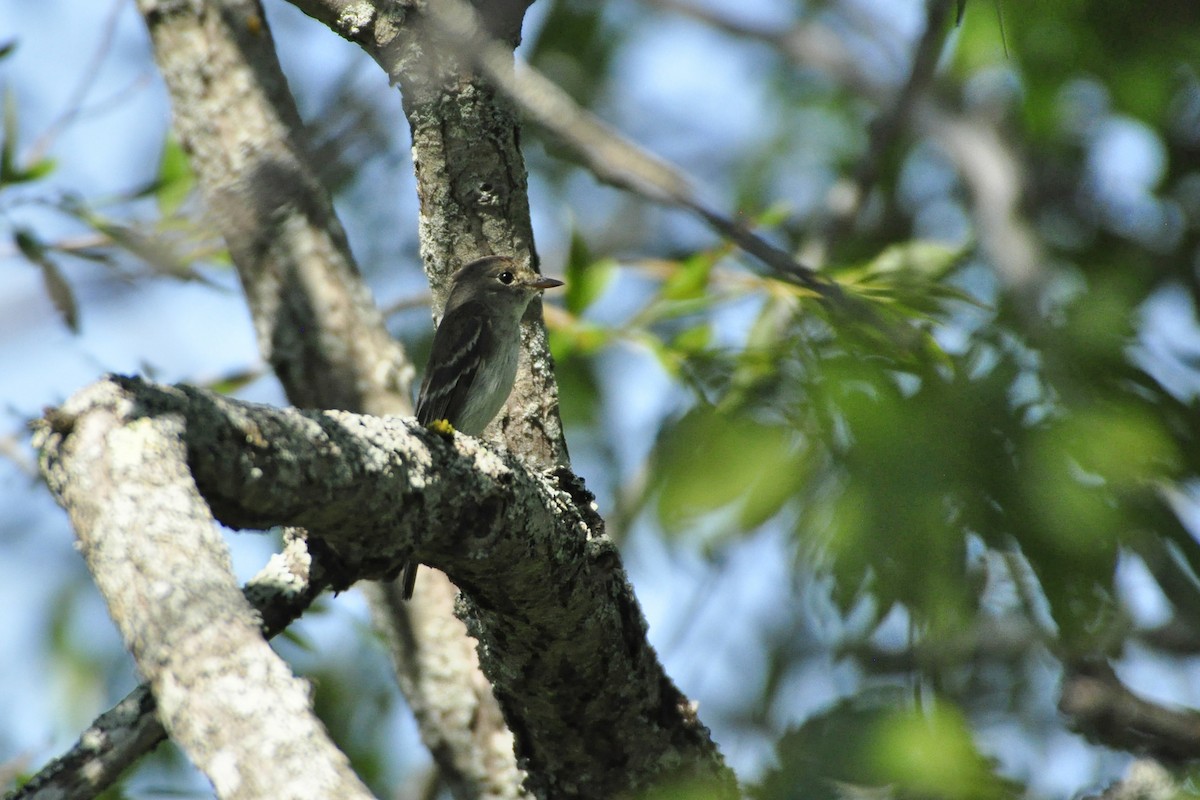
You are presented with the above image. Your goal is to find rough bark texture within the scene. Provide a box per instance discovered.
[23,1,734,798]
[280,5,568,796]
[34,376,736,799]
[287,0,566,467]
[33,381,374,800]
[9,534,330,800]
[363,578,528,800]
[133,2,523,798]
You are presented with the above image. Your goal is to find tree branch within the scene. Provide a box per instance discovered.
[1060,661,1200,764]
[8,533,330,800]
[133,3,520,797]
[32,380,373,800]
[287,0,839,298]
[33,376,735,799]
[137,0,413,415]
[280,3,571,793]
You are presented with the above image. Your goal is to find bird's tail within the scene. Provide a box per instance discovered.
[401,561,418,600]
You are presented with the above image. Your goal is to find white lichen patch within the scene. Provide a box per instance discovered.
[337,1,375,37]
[464,440,509,478]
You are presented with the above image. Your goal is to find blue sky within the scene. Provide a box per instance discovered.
[3,0,1198,796]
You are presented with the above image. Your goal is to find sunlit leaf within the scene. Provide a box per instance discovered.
[862,241,967,280]
[204,368,262,396]
[871,703,1012,800]
[654,406,799,536]
[154,135,195,216]
[549,322,611,357]
[662,253,716,301]
[670,323,712,355]
[563,230,615,315]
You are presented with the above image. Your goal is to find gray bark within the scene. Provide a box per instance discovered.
[33,381,374,800]
[18,1,737,797]
[134,2,521,797]
[285,0,567,467]
[7,533,330,800]
[278,4,567,794]
[138,0,413,415]
[34,375,736,799]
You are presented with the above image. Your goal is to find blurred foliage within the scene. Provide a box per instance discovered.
[757,691,1018,800]
[535,0,1200,796]
[8,0,1200,798]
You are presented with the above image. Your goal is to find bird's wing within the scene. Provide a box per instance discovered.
[416,303,486,427]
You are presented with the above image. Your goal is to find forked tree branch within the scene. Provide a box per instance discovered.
[33,381,374,800]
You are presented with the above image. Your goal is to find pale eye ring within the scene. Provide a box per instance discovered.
[498,270,515,285]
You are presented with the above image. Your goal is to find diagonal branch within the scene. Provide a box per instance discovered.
[1060,661,1200,764]
[138,0,413,415]
[7,533,331,800]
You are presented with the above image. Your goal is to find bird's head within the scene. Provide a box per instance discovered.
[448,255,564,311]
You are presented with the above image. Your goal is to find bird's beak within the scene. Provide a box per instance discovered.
[529,276,565,291]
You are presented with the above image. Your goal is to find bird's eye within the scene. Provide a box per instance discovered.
[498,270,515,285]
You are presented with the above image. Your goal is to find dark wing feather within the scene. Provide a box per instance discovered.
[406,305,488,600]
[416,302,486,427]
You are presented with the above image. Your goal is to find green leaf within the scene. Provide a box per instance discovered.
[654,406,798,536]
[861,240,967,280]
[871,703,1013,800]
[0,89,55,186]
[549,321,611,357]
[1,89,19,185]
[204,368,262,395]
[661,253,716,301]
[751,201,791,229]
[670,323,712,355]
[154,135,195,216]
[563,230,615,315]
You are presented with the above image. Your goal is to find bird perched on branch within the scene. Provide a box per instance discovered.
[403,255,564,599]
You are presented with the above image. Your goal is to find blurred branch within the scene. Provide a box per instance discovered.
[27,0,126,163]
[1060,661,1200,764]
[643,0,888,105]
[138,0,414,416]
[656,0,1046,291]
[0,430,36,477]
[919,105,1042,287]
[1138,618,1200,656]
[439,0,839,295]
[838,616,1048,674]
[817,0,955,256]
[646,0,954,262]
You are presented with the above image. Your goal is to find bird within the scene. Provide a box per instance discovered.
[402,255,564,599]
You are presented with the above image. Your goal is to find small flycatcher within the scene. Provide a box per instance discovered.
[403,255,563,599]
